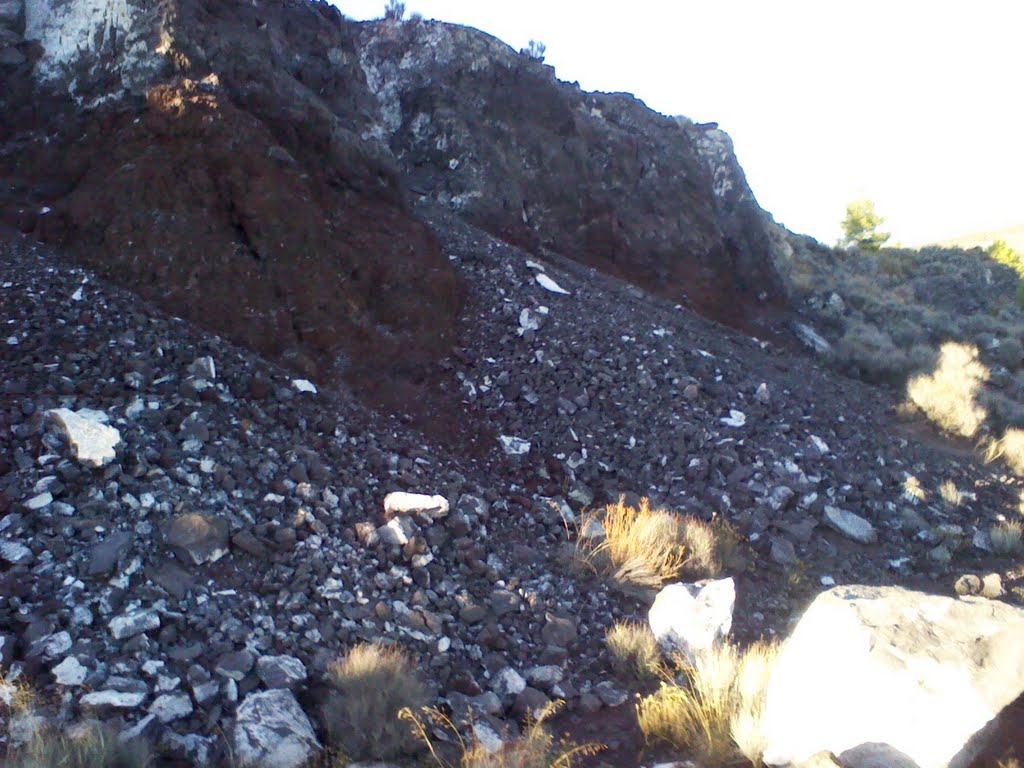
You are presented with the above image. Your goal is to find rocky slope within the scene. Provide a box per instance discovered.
[3,1,1024,766]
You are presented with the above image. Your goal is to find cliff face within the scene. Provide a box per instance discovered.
[357,19,790,328]
[1,0,462,385]
[1,0,789,391]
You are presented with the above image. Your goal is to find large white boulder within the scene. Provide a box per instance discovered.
[234,689,320,768]
[648,578,735,665]
[46,408,121,467]
[762,585,1024,768]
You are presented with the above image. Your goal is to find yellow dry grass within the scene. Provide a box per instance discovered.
[636,640,778,767]
[606,621,662,681]
[985,428,1024,475]
[577,497,730,589]
[402,702,603,768]
[4,720,152,768]
[938,480,962,507]
[323,642,428,761]
[906,341,989,438]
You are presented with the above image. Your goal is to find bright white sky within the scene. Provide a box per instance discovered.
[335,0,1023,247]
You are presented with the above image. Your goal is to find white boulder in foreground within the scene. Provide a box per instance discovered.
[762,585,1024,768]
[234,689,320,768]
[46,408,121,467]
[648,578,735,665]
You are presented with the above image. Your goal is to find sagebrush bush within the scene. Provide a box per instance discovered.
[986,428,1024,475]
[906,342,989,438]
[636,640,778,765]
[5,720,151,768]
[323,643,429,761]
[606,622,662,681]
[577,498,732,589]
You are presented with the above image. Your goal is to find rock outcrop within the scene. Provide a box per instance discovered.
[762,585,1024,768]
[3,0,461,390]
[357,19,790,329]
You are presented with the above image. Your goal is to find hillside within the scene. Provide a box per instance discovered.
[930,223,1024,253]
[2,1,1024,767]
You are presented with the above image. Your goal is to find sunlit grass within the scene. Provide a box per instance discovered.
[985,428,1024,476]
[906,341,989,438]
[606,621,662,681]
[402,702,603,768]
[938,480,962,507]
[636,640,778,766]
[577,497,734,589]
[323,642,428,761]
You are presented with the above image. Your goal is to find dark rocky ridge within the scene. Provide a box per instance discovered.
[357,19,791,330]
[2,0,788,410]
[1,0,461,390]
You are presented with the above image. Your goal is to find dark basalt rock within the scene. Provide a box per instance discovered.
[356,19,791,331]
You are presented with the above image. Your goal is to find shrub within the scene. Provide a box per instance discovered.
[520,40,547,61]
[906,341,989,438]
[323,643,429,761]
[636,640,778,765]
[986,428,1024,475]
[577,498,730,589]
[991,520,1024,556]
[383,0,405,20]
[5,720,152,768]
[840,199,890,251]
[606,622,662,681]
[938,480,962,508]
[403,702,602,768]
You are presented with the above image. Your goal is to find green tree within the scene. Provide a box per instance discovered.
[840,199,891,251]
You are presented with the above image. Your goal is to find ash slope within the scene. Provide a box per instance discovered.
[2,208,1020,762]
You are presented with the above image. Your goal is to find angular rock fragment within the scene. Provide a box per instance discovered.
[234,689,321,768]
[822,506,876,544]
[648,578,735,665]
[383,492,449,521]
[162,512,230,565]
[109,609,160,640]
[46,408,121,467]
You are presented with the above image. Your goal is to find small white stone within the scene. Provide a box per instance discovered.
[535,272,571,295]
[46,409,121,467]
[25,492,53,510]
[149,693,193,723]
[291,379,317,394]
[52,657,88,686]
[720,410,747,427]
[498,435,531,455]
[80,690,146,709]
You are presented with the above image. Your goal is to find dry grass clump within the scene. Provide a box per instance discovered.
[5,720,152,768]
[906,341,989,438]
[323,642,429,761]
[577,497,733,589]
[991,520,1024,556]
[938,480,963,507]
[403,702,602,768]
[636,640,778,767]
[985,428,1024,475]
[605,622,662,681]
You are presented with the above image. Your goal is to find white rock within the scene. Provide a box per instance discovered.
[234,689,321,768]
[762,585,1024,768]
[471,720,505,754]
[720,409,747,427]
[823,506,876,544]
[491,667,526,698]
[498,435,531,455]
[383,492,449,521]
[535,272,571,295]
[256,655,308,689]
[52,656,88,686]
[81,690,147,709]
[807,435,830,455]
[46,408,121,467]
[648,578,735,665]
[794,322,832,354]
[377,516,416,547]
[149,693,193,723]
[0,541,33,565]
[109,609,160,640]
[291,379,317,394]
[25,492,53,510]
